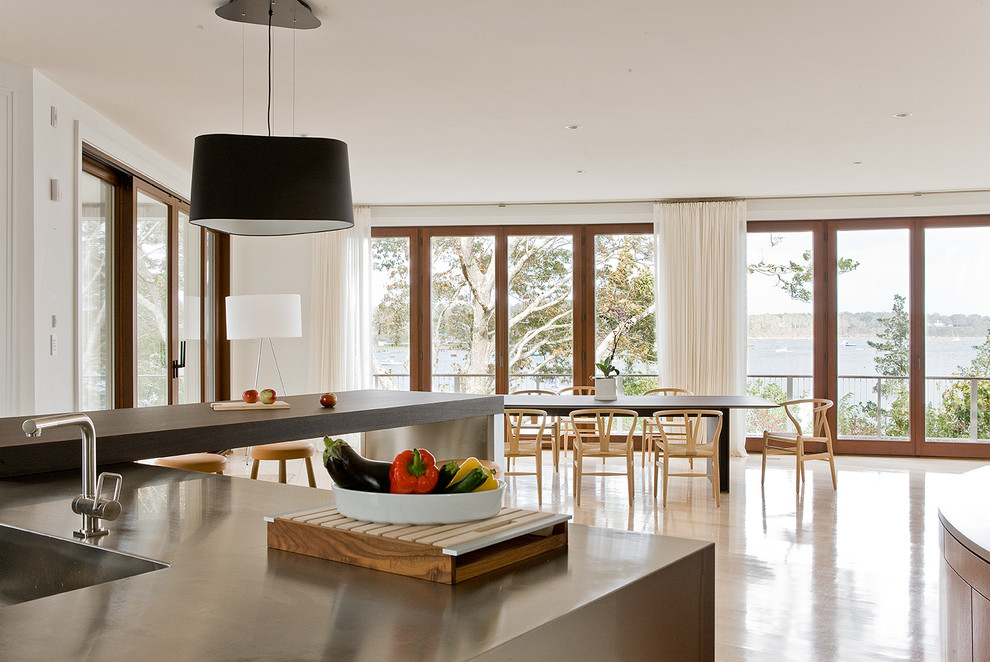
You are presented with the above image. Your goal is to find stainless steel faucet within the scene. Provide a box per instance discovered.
[22,413,123,539]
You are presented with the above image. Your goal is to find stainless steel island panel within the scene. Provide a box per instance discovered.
[0,464,713,661]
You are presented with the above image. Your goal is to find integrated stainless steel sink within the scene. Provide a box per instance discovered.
[0,523,167,607]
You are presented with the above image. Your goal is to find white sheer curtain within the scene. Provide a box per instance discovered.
[654,200,748,455]
[311,205,373,392]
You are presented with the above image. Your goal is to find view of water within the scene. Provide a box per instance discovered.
[748,337,983,377]
[376,337,985,379]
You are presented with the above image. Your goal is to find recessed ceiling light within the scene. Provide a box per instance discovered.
[893,112,913,119]
[565,124,584,130]
[850,161,863,165]
[575,170,586,174]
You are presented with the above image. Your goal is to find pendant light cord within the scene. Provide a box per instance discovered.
[267,5,273,137]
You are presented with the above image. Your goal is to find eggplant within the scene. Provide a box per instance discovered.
[322,437,391,492]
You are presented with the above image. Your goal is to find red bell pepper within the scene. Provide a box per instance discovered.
[389,448,440,494]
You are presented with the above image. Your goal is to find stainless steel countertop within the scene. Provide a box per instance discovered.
[0,464,711,661]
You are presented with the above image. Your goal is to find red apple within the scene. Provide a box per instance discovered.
[242,389,259,403]
[259,388,277,405]
[320,392,337,408]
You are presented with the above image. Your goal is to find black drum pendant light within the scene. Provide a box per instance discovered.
[190,0,354,236]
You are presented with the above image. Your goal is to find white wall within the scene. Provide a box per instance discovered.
[229,234,319,397]
[746,191,990,221]
[1,62,36,418]
[0,60,190,416]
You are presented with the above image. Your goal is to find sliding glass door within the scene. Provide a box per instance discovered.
[834,226,912,449]
[745,229,816,436]
[922,223,990,448]
[82,151,219,409]
[508,233,573,393]
[430,233,497,393]
[746,216,990,459]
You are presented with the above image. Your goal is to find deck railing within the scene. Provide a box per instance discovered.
[372,370,987,441]
[747,373,988,442]
[371,372,662,394]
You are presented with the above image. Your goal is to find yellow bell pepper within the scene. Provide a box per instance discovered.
[472,466,499,492]
[449,457,484,485]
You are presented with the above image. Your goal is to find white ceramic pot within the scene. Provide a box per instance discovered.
[332,482,506,524]
[593,376,619,401]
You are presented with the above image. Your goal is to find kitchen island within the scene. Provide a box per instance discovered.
[0,390,502,477]
[0,463,715,661]
[938,464,990,661]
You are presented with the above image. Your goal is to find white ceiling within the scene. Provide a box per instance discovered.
[2,1,989,205]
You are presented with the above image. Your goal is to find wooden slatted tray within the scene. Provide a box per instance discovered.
[211,400,290,411]
[266,505,569,584]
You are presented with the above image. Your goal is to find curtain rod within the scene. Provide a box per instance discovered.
[365,188,990,209]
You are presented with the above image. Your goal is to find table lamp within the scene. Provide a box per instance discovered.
[225,294,302,394]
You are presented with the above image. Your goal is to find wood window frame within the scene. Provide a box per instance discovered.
[745,215,990,460]
[371,222,654,394]
[81,147,229,407]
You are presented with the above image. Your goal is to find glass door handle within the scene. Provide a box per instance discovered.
[172,340,186,378]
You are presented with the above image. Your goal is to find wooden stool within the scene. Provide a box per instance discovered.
[155,452,227,475]
[249,441,317,487]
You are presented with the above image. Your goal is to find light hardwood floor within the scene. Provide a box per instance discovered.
[223,445,987,661]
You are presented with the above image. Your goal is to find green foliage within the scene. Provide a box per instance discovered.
[745,379,789,433]
[621,375,660,396]
[507,235,573,377]
[372,232,657,394]
[748,248,859,303]
[867,295,909,378]
[839,293,990,440]
[594,235,656,374]
[372,237,411,346]
[927,335,990,439]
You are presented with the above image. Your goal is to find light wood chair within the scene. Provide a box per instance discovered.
[651,409,723,507]
[558,385,595,396]
[504,408,548,505]
[510,390,561,471]
[154,452,227,475]
[569,408,638,507]
[641,387,694,467]
[761,398,836,492]
[249,441,317,487]
[557,386,595,457]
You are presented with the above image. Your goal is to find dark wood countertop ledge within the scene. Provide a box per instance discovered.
[0,390,503,477]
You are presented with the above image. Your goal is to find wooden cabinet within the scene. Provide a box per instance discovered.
[941,523,990,661]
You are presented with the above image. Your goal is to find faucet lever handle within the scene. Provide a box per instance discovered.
[94,472,123,521]
[97,472,123,502]
[73,472,124,522]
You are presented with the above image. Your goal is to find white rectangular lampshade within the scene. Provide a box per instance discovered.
[225,294,303,340]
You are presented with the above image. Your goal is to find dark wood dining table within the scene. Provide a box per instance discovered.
[502,394,779,492]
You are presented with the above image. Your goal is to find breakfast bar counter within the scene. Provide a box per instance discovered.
[0,464,714,661]
[0,390,502,478]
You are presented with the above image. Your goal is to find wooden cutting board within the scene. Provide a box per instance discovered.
[211,400,290,411]
[266,505,569,583]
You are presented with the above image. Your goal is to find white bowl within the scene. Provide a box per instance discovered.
[332,482,506,524]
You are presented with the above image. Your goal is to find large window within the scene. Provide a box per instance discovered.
[835,227,911,441]
[746,216,990,459]
[79,169,115,410]
[924,225,990,443]
[594,234,656,395]
[745,229,815,435]
[81,150,226,408]
[508,234,573,392]
[370,224,654,394]
[431,233,497,393]
[371,234,411,390]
